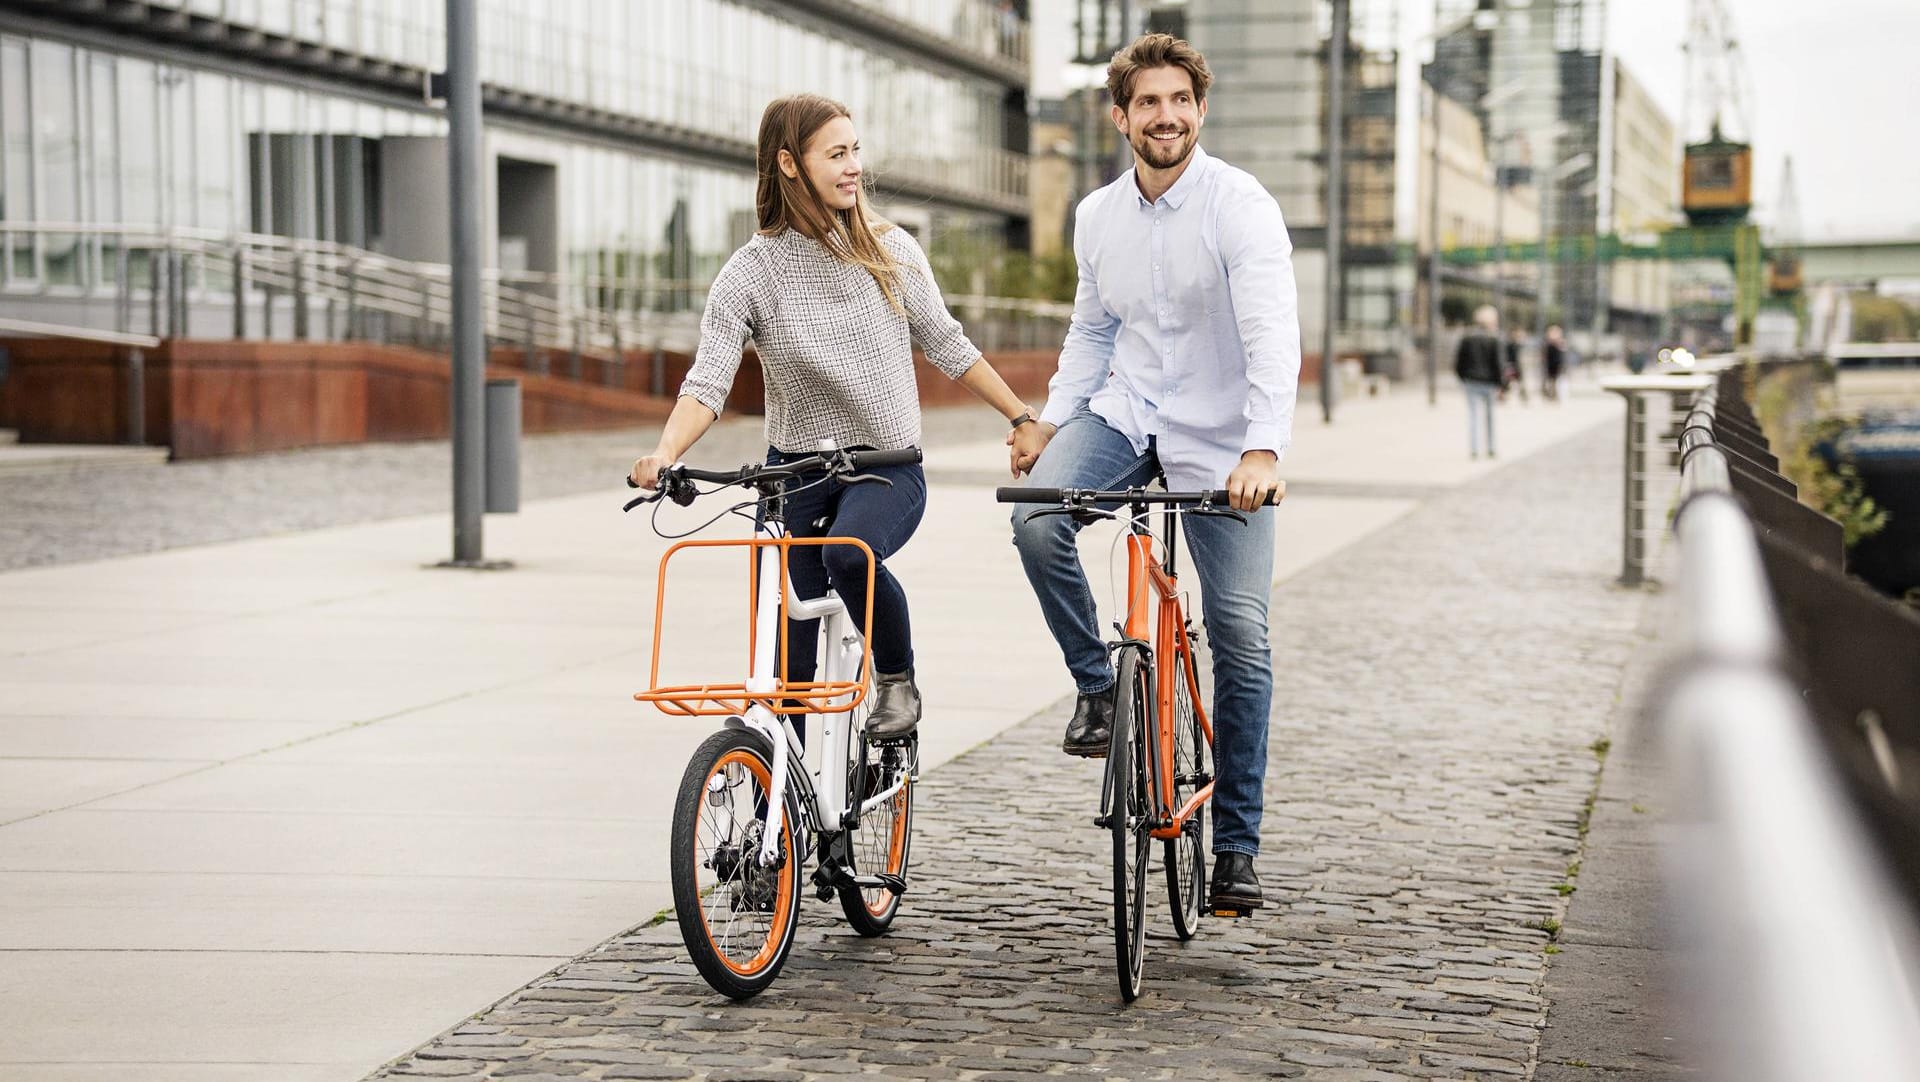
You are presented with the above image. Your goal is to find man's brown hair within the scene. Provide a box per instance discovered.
[1106,33,1213,111]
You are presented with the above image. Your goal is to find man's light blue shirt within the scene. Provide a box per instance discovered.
[1039,145,1302,492]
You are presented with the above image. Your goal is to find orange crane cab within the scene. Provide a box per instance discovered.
[1683,124,1753,226]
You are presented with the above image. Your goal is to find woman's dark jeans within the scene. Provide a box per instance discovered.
[764,446,926,690]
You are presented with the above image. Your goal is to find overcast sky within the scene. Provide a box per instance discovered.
[1028,0,1920,242]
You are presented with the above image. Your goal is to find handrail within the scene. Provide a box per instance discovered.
[0,317,160,350]
[1659,374,1920,1081]
[0,221,1072,363]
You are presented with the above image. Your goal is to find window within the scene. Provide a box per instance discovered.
[88,53,116,284]
[33,39,79,284]
[196,71,235,232]
[1,36,32,279]
[119,57,158,226]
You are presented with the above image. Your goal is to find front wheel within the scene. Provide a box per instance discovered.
[1164,636,1208,941]
[1108,646,1154,1002]
[669,728,803,999]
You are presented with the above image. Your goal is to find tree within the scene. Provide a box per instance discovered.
[1849,293,1918,343]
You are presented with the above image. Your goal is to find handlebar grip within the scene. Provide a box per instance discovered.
[1196,489,1284,507]
[679,464,753,484]
[850,447,922,469]
[997,487,1062,504]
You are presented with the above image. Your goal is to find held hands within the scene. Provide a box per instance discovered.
[1225,450,1285,512]
[1005,418,1055,476]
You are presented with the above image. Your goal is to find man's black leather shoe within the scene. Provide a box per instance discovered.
[1062,684,1115,757]
[866,670,921,740]
[1209,852,1263,916]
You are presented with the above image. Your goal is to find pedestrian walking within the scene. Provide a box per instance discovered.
[1502,327,1529,404]
[1455,305,1503,459]
[1543,324,1569,402]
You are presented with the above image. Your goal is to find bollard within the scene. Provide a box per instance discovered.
[484,378,521,514]
[233,248,248,338]
[1601,371,1714,587]
[125,348,146,446]
[1621,392,1648,585]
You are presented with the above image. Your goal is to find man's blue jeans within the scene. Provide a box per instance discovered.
[1009,408,1276,857]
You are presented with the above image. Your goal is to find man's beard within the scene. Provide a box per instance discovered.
[1131,126,1195,170]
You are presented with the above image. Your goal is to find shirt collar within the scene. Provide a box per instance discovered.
[1131,145,1210,211]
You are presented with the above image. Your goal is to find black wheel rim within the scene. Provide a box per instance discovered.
[1167,648,1206,936]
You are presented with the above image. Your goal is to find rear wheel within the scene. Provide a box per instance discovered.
[669,728,802,999]
[839,732,913,935]
[1164,636,1208,941]
[1108,646,1153,1002]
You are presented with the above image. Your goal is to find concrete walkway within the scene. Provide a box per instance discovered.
[0,384,1620,1080]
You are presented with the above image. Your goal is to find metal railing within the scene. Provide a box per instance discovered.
[1,221,707,364]
[1658,375,1920,1082]
[0,222,1074,370]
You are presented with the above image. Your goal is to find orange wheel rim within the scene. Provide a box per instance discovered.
[863,778,910,917]
[692,748,795,977]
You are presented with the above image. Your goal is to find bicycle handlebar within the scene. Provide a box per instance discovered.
[995,486,1282,507]
[624,447,924,509]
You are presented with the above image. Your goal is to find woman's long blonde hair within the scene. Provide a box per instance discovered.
[756,94,904,312]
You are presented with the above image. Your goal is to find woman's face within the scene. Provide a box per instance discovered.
[789,115,862,212]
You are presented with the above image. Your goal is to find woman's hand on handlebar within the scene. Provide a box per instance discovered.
[630,451,673,490]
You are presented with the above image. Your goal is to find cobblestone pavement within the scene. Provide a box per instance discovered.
[366,419,1646,1081]
[0,408,1009,571]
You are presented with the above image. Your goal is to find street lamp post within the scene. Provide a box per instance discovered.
[1321,0,1348,424]
[445,0,489,567]
[1424,55,1443,406]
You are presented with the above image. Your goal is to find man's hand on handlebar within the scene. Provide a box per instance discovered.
[1224,450,1285,512]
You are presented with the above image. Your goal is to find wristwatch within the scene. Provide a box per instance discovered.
[1010,408,1037,430]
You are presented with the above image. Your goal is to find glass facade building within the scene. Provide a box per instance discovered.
[0,0,1031,338]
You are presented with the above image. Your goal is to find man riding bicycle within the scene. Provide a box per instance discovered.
[1007,33,1301,917]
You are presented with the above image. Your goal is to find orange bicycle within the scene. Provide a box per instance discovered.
[626,446,921,999]
[998,482,1278,1001]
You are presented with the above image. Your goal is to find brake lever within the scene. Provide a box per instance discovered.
[623,489,662,512]
[1187,505,1250,525]
[621,469,696,511]
[1020,505,1117,527]
[837,471,895,489]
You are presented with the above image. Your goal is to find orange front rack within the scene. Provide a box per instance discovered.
[635,535,877,717]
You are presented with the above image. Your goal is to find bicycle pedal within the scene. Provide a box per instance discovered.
[1211,905,1255,919]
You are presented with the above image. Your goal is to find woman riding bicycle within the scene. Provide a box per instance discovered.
[630,93,1038,741]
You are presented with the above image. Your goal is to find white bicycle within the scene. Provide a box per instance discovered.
[625,445,920,999]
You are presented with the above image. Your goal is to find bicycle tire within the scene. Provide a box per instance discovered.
[669,728,803,999]
[1164,633,1208,941]
[839,729,913,935]
[1109,645,1153,1002]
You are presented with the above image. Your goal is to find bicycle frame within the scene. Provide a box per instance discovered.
[1119,507,1217,843]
